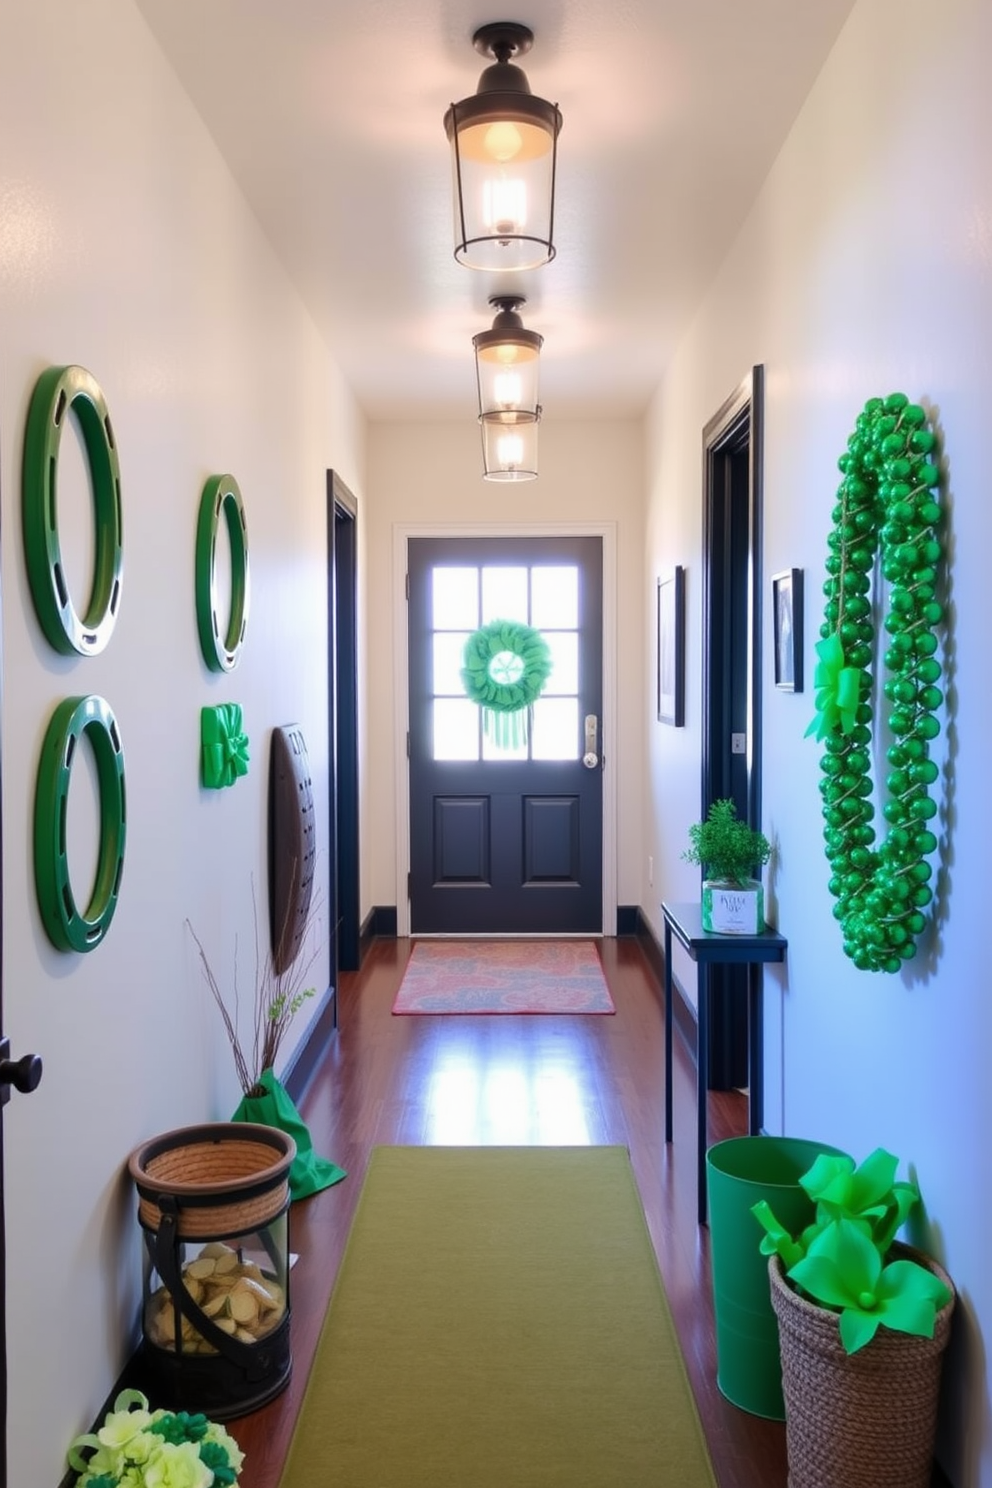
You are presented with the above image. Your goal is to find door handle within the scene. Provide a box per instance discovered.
[0,1037,43,1107]
[583,714,599,769]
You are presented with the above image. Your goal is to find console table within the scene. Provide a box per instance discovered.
[661,900,788,1223]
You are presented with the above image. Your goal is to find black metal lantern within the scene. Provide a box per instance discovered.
[444,22,562,272]
[473,295,542,481]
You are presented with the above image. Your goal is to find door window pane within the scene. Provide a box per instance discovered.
[433,699,479,760]
[433,567,478,630]
[541,632,577,694]
[531,697,580,760]
[481,566,528,624]
[531,566,578,629]
[433,632,471,695]
[482,725,528,761]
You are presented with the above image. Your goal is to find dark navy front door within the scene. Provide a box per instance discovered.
[408,536,603,934]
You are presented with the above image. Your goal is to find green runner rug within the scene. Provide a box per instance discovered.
[278,1146,717,1487]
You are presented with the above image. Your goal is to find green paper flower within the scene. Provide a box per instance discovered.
[66,1390,244,1487]
[750,1199,806,1269]
[788,1217,952,1354]
[97,1405,153,1453]
[800,1146,918,1253]
[143,1441,213,1488]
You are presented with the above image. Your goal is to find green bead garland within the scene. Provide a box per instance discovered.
[809,393,943,973]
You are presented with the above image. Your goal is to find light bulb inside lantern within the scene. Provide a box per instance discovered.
[484,121,524,163]
[496,432,524,469]
[483,177,527,237]
[493,370,523,407]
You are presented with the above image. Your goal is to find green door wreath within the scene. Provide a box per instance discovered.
[461,619,552,749]
[808,393,943,973]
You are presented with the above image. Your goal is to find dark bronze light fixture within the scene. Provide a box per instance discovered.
[444,22,562,272]
[473,295,542,480]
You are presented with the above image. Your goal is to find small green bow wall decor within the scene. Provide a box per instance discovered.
[201,703,250,789]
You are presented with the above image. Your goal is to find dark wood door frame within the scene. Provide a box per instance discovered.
[701,366,764,1094]
[327,472,360,975]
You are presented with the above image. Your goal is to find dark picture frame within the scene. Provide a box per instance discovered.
[772,567,803,692]
[657,566,685,726]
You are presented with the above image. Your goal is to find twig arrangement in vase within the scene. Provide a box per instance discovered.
[186,879,320,1099]
[186,880,346,1200]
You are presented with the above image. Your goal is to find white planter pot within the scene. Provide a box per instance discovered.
[702,878,764,934]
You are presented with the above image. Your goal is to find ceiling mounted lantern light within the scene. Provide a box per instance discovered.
[473,295,542,481]
[444,21,562,272]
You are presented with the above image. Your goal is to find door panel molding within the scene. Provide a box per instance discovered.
[393,522,618,938]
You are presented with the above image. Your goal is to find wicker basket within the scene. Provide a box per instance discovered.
[769,1244,954,1488]
[128,1121,295,1239]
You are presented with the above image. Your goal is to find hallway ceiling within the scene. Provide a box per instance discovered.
[134,0,856,422]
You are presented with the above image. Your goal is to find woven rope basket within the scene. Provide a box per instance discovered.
[769,1244,954,1488]
[129,1122,295,1239]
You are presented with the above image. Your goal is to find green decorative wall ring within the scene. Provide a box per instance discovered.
[34,695,127,954]
[809,393,944,973]
[195,474,250,672]
[22,364,124,656]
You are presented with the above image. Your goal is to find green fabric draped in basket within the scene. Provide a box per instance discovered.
[231,1068,346,1200]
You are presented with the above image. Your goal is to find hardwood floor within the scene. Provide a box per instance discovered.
[232,935,788,1488]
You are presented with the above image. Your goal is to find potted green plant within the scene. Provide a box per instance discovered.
[683,797,771,933]
[752,1148,955,1488]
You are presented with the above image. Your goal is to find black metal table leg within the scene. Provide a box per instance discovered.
[748,967,763,1136]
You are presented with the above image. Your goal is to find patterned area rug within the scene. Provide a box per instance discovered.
[392,940,615,1015]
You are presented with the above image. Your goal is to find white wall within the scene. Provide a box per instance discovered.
[366,417,645,924]
[644,0,991,1481]
[0,5,365,1485]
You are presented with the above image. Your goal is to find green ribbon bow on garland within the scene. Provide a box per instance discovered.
[461,619,552,750]
[804,634,862,741]
[201,703,250,789]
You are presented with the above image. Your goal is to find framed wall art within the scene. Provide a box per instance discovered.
[772,567,803,692]
[657,566,685,726]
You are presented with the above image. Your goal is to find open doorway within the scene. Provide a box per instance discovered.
[328,472,359,976]
[701,366,764,1095]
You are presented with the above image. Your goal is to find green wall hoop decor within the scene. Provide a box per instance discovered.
[201,703,250,789]
[808,394,944,973]
[22,365,124,656]
[34,695,127,953]
[461,618,552,748]
[195,474,250,672]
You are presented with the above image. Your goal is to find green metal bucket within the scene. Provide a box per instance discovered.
[706,1135,850,1419]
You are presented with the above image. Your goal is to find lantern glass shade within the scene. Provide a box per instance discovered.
[474,330,541,417]
[480,413,539,482]
[444,25,561,272]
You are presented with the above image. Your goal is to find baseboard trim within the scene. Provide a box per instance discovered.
[633,906,698,1059]
[616,904,639,935]
[360,904,397,957]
